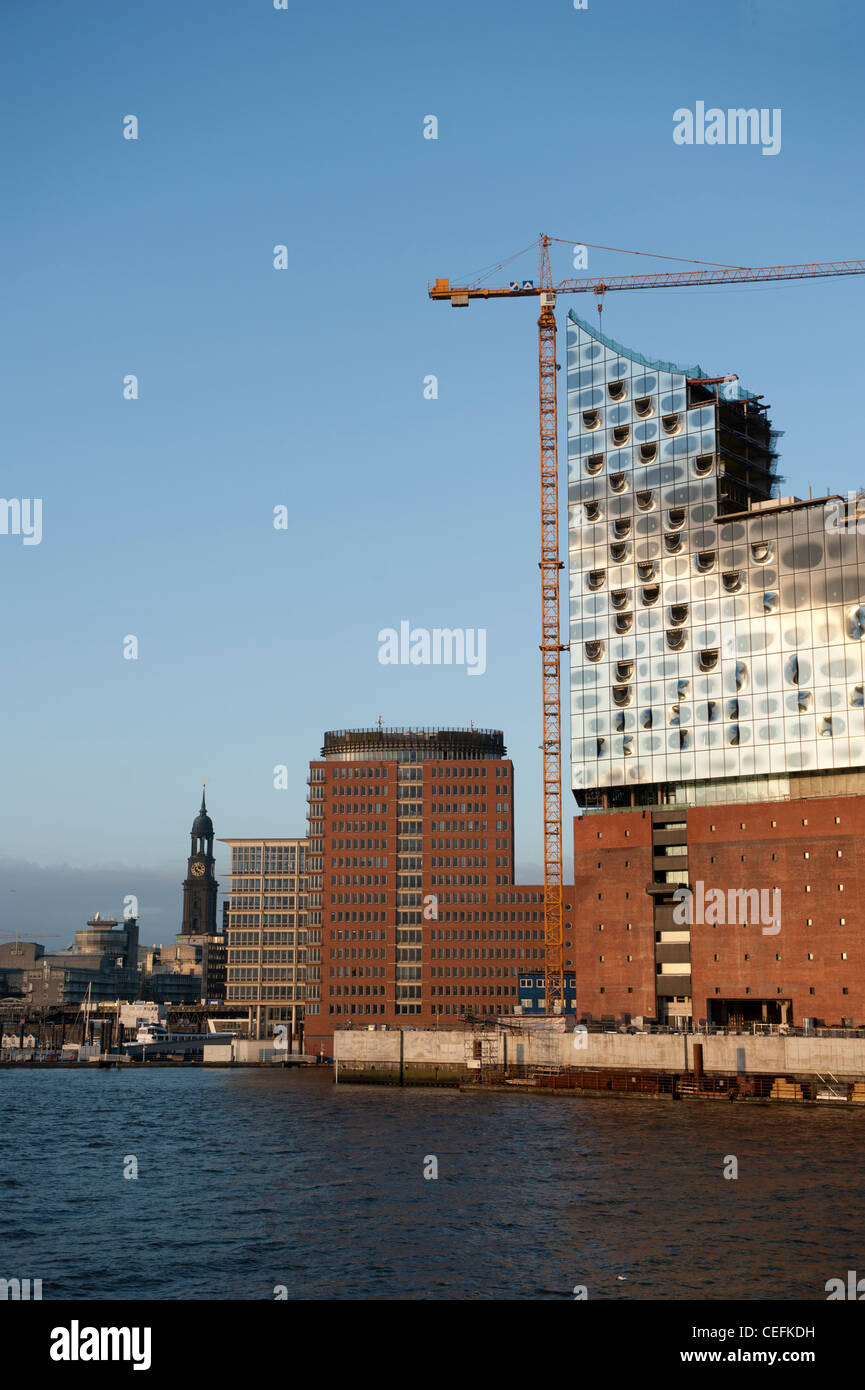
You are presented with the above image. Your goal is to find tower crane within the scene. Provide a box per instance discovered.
[429,236,865,1016]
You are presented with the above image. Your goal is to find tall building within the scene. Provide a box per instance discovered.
[567,309,865,1027]
[160,788,228,1003]
[220,836,308,1042]
[304,727,575,1055]
[180,788,219,936]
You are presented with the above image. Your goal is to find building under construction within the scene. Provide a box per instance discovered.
[567,311,865,1030]
[312,309,865,1044]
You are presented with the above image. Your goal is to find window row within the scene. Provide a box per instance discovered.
[583,451,714,476]
[582,410,684,435]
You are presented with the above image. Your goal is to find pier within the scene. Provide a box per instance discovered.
[333,1025,865,1104]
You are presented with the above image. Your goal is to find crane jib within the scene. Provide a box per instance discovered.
[429,261,865,302]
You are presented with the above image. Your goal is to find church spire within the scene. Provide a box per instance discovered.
[182,786,218,937]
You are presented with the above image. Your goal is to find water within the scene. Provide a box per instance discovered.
[1,1068,862,1300]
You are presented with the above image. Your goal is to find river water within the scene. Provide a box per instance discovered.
[1,1068,861,1300]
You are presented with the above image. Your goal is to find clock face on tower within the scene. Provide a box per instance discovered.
[191,861,205,878]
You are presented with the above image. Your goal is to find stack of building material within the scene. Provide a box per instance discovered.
[770,1077,802,1101]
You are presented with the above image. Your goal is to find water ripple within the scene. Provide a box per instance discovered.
[0,1069,862,1299]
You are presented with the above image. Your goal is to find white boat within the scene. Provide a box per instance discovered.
[130,1023,238,1049]
[135,1024,206,1044]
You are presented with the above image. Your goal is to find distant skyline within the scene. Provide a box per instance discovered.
[0,840,547,949]
[2,0,863,931]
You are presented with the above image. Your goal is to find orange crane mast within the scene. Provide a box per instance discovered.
[536,239,566,1015]
[429,235,865,1017]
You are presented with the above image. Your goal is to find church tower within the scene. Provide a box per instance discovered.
[180,786,219,936]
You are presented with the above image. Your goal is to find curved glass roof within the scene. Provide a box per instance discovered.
[567,308,704,377]
[567,308,759,401]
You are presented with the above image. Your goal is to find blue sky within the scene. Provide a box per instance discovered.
[1,0,862,943]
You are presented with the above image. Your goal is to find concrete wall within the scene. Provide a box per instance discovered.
[335,1032,465,1065]
[334,1028,865,1081]
[202,1039,307,1064]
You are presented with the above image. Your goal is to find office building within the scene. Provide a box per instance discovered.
[221,836,308,1042]
[304,727,575,1055]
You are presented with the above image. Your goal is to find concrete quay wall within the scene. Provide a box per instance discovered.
[333,1028,865,1084]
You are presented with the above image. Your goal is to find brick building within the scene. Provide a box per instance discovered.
[574,785,865,1028]
[303,727,575,1056]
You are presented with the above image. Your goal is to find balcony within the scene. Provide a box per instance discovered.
[655,942,692,965]
[653,850,688,866]
[655,976,692,998]
[651,827,688,847]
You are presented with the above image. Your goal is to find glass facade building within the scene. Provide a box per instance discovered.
[568,311,865,1029]
[567,309,865,809]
